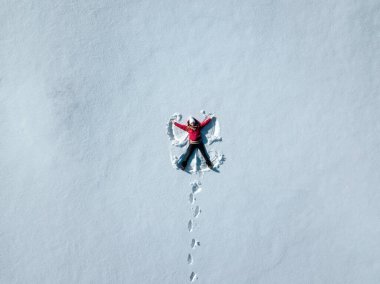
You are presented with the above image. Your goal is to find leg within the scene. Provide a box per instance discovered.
[181,144,197,168]
[197,143,213,167]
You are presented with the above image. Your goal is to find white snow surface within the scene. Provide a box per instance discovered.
[1,1,380,283]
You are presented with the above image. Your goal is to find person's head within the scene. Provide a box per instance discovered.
[187,116,198,126]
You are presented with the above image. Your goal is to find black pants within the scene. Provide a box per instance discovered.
[181,142,212,167]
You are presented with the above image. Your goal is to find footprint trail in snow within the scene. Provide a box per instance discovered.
[187,179,203,281]
[167,110,224,282]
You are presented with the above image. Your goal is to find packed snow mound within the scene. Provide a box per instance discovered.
[200,110,222,145]
[167,111,225,174]
[166,113,189,147]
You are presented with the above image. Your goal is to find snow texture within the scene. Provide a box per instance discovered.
[1,0,380,283]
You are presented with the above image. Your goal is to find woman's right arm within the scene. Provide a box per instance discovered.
[173,121,187,131]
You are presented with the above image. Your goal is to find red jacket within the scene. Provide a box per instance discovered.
[174,118,212,143]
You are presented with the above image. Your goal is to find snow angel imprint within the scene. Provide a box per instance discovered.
[170,115,214,170]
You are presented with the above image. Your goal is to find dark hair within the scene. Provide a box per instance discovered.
[187,119,200,126]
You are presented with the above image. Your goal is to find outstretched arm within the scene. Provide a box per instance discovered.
[200,117,212,128]
[173,121,187,131]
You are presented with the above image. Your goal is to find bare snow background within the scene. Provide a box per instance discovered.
[1,0,380,283]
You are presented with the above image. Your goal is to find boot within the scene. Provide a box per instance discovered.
[206,161,213,169]
[180,161,187,171]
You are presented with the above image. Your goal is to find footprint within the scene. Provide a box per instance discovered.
[190,272,197,282]
[190,181,202,194]
[192,185,202,194]
[189,193,194,204]
[187,253,193,265]
[188,220,193,232]
[191,239,201,249]
[193,206,201,218]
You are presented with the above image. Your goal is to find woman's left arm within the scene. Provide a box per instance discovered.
[200,117,212,128]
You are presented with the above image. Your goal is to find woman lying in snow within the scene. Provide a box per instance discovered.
[171,115,214,170]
